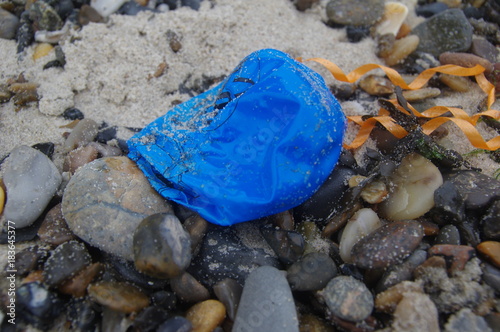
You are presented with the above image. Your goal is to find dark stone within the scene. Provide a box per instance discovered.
[481,200,500,241]
[9,246,48,276]
[170,272,210,303]
[286,252,337,291]
[415,2,448,17]
[151,290,177,310]
[66,298,100,331]
[471,38,499,63]
[462,4,485,19]
[482,262,500,293]
[17,11,34,53]
[444,170,500,210]
[32,142,55,159]
[213,278,243,320]
[157,316,192,332]
[17,282,64,329]
[346,25,371,43]
[413,9,473,57]
[29,1,63,31]
[43,240,92,287]
[431,181,465,225]
[294,0,318,11]
[62,107,85,120]
[260,227,305,264]
[0,8,20,40]
[435,225,461,245]
[164,0,201,10]
[339,263,364,281]
[131,306,170,332]
[117,0,156,15]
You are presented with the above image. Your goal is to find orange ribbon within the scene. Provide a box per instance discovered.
[302,58,499,151]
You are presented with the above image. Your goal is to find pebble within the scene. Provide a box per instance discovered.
[477,241,500,268]
[375,2,408,36]
[17,11,34,53]
[439,51,493,74]
[444,170,500,210]
[2,145,62,228]
[375,280,424,313]
[401,87,441,101]
[321,275,373,322]
[0,8,19,40]
[416,2,449,17]
[106,254,168,290]
[482,262,500,293]
[157,316,193,332]
[64,144,99,174]
[392,292,440,332]
[294,0,318,11]
[430,180,465,225]
[91,0,128,17]
[444,308,493,332]
[29,1,64,31]
[270,209,295,231]
[185,299,226,332]
[42,240,91,287]
[358,75,394,96]
[13,245,48,276]
[62,118,100,153]
[32,142,55,159]
[428,244,475,272]
[87,281,150,313]
[232,266,298,331]
[170,272,210,303]
[470,38,499,63]
[380,153,443,221]
[439,74,472,92]
[351,221,424,270]
[325,0,385,26]
[435,225,461,245]
[33,43,54,61]
[78,4,105,25]
[131,306,170,332]
[375,249,428,292]
[58,262,103,297]
[184,214,208,252]
[67,298,100,331]
[383,35,420,67]
[481,200,500,240]
[17,282,64,329]
[260,227,305,264]
[413,9,473,57]
[213,278,243,320]
[339,208,382,263]
[286,252,337,291]
[62,107,85,120]
[133,213,191,278]
[345,25,370,43]
[299,314,335,332]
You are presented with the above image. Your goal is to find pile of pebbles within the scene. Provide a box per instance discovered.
[1,0,500,331]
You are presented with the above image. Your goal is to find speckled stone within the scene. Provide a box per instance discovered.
[287,252,337,291]
[42,240,91,287]
[62,157,173,260]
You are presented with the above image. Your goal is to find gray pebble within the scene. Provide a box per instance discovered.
[43,240,91,287]
[435,225,461,245]
[444,170,500,210]
[2,145,62,228]
[481,200,500,241]
[287,252,337,291]
[63,118,99,153]
[170,272,209,303]
[321,275,373,322]
[413,9,473,57]
[213,278,242,320]
[444,308,492,332]
[0,8,20,40]
[326,0,384,26]
[133,213,191,278]
[260,227,305,264]
[62,156,172,260]
[482,262,500,293]
[232,266,299,332]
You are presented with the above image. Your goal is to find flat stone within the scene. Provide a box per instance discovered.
[435,225,461,245]
[232,266,299,332]
[321,275,374,322]
[413,9,473,57]
[213,278,243,320]
[88,281,150,313]
[62,157,172,260]
[326,0,384,26]
[2,145,62,228]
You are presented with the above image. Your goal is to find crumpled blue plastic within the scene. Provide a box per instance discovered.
[127,49,346,226]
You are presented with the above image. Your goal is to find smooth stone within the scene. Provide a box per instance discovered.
[170,272,210,303]
[401,87,441,101]
[482,262,500,293]
[32,142,55,159]
[0,8,19,39]
[2,145,62,228]
[151,290,177,310]
[58,262,103,298]
[42,240,91,287]
[62,157,173,260]
[17,282,64,329]
[321,275,373,322]
[133,213,191,278]
[232,266,299,332]
[351,221,424,270]
[435,225,461,245]
[430,180,465,225]
[325,0,384,26]
[294,0,318,11]
[188,227,280,287]
[62,118,99,153]
[470,38,499,63]
[392,292,440,332]
[78,4,104,25]
[444,170,500,210]
[358,75,394,96]
[64,145,99,174]
[481,200,500,240]
[183,213,208,252]
[375,281,424,313]
[38,203,75,246]
[260,227,305,264]
[131,306,170,332]
[287,252,337,291]
[270,209,295,231]
[384,35,420,67]
[33,43,53,61]
[477,241,500,268]
[439,51,493,74]
[185,299,226,332]
[375,2,408,36]
[444,308,493,332]
[439,74,472,92]
[157,316,192,332]
[380,153,443,221]
[87,281,150,313]
[213,278,243,320]
[413,9,473,57]
[105,254,168,290]
[428,244,475,272]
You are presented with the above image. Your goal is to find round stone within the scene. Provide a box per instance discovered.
[185,299,226,332]
[326,0,384,26]
[287,252,337,291]
[322,275,374,322]
[62,156,173,260]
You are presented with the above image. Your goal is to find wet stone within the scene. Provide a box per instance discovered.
[17,282,64,329]
[477,241,500,268]
[67,298,100,331]
[444,308,493,332]
[133,213,191,278]
[287,252,337,291]
[326,0,384,26]
[62,157,173,260]
[346,25,371,43]
[62,118,99,153]
[413,9,473,57]
[260,227,305,264]
[58,262,103,298]
[436,225,461,245]
[213,278,243,321]
[171,272,210,303]
[481,200,500,241]
[321,275,374,322]
[232,266,299,332]
[443,170,500,210]
[42,240,91,287]
[87,281,150,313]
[351,221,424,270]
[131,306,170,332]
[183,213,208,253]
[151,290,177,310]
[186,299,226,332]
[431,180,465,225]
[0,8,20,39]
[482,263,500,293]
[157,316,193,332]
[439,51,493,74]
[2,145,62,228]
[38,203,75,245]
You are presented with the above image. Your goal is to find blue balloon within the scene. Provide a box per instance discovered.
[128,49,346,226]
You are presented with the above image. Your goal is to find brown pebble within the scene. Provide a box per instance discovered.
[439,52,493,75]
[33,43,54,61]
[170,272,210,303]
[414,255,447,279]
[185,299,226,332]
[64,144,99,174]
[87,281,150,313]
[184,214,208,253]
[439,74,472,92]
[22,270,44,284]
[78,4,104,25]
[428,244,475,273]
[351,221,424,270]
[59,263,103,297]
[470,38,499,63]
[8,82,38,94]
[401,87,440,102]
[396,22,411,39]
[37,203,76,245]
[359,75,394,96]
[384,34,419,66]
[375,281,424,313]
[420,220,439,236]
[0,183,4,215]
[331,315,377,332]
[477,241,500,268]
